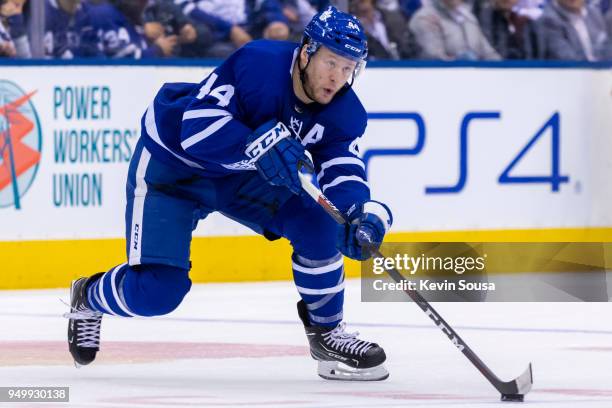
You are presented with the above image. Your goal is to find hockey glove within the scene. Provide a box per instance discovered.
[245,120,312,195]
[337,200,393,261]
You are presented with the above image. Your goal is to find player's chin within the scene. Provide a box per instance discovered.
[315,89,335,104]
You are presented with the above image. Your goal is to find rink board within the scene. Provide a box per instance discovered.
[2,228,612,289]
[0,63,611,288]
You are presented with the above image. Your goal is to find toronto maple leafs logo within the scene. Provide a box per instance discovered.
[347,21,360,31]
[319,9,332,21]
[289,116,303,137]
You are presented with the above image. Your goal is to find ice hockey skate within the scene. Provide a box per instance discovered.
[64,275,103,367]
[297,300,389,381]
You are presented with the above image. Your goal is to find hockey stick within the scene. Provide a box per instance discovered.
[297,163,533,402]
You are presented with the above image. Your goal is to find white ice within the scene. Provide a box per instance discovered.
[1,279,611,407]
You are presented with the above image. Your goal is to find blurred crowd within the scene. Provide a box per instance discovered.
[0,0,611,61]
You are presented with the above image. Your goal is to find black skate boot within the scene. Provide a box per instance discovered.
[297,300,389,381]
[64,273,104,367]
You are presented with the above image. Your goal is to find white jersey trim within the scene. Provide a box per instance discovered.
[317,156,365,182]
[181,115,233,150]
[144,103,204,169]
[363,201,392,232]
[182,109,232,121]
[321,175,368,193]
[128,147,151,266]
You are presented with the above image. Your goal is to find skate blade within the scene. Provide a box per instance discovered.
[317,361,389,381]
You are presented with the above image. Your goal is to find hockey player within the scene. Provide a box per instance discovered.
[65,6,393,381]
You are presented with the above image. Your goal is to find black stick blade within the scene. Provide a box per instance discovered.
[501,394,524,402]
[499,363,533,401]
[513,363,533,395]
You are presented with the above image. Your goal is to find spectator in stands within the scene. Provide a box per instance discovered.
[409,0,502,60]
[45,0,99,58]
[591,0,610,16]
[143,0,213,57]
[0,18,15,57]
[1,0,30,58]
[538,0,612,60]
[377,0,405,15]
[398,0,422,19]
[280,0,317,40]
[512,0,547,20]
[249,0,290,39]
[176,0,289,57]
[88,0,177,58]
[477,0,539,58]
[350,0,416,59]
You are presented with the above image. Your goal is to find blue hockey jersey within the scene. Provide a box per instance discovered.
[87,2,161,59]
[44,0,99,58]
[179,0,285,25]
[176,0,288,41]
[141,40,369,213]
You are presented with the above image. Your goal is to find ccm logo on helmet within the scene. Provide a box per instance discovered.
[345,44,361,53]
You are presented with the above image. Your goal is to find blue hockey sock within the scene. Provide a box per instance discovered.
[292,252,344,327]
[86,264,136,317]
[85,263,191,317]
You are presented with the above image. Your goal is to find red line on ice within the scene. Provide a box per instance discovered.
[0,341,308,366]
[536,389,612,397]
[315,391,483,400]
[99,395,311,406]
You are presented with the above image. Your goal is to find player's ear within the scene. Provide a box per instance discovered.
[299,45,309,66]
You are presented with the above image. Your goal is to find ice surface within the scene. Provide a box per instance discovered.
[1,279,611,407]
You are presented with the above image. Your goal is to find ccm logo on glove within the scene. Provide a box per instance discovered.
[245,121,292,160]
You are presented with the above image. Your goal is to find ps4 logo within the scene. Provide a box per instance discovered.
[364,112,569,194]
